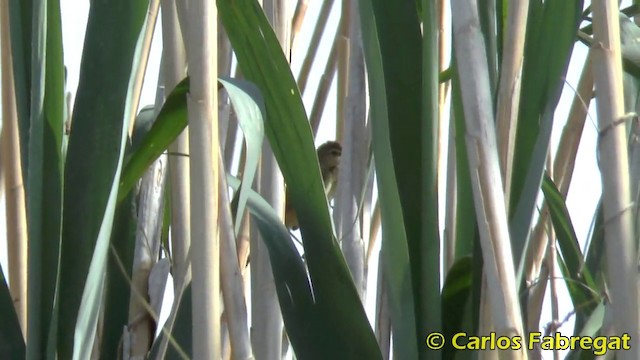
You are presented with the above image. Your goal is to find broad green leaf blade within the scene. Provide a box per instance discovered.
[99,193,136,359]
[371,2,436,348]
[513,103,554,280]
[73,188,121,360]
[420,2,442,357]
[218,77,265,236]
[119,77,266,223]
[40,0,65,356]
[510,0,584,264]
[118,78,189,202]
[0,268,25,359]
[227,175,321,359]
[364,0,443,356]
[56,0,149,357]
[219,1,381,358]
[8,0,32,174]
[153,174,321,359]
[541,175,600,317]
[358,0,418,358]
[101,107,155,358]
[25,0,65,358]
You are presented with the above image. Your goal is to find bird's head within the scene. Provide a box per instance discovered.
[317,141,342,178]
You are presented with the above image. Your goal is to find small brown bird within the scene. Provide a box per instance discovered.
[284,141,342,230]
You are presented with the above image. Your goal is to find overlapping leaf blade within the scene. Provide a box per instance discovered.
[25,0,65,358]
[541,175,600,319]
[218,0,381,357]
[56,0,149,357]
[511,0,584,266]
[218,78,265,235]
[358,0,418,358]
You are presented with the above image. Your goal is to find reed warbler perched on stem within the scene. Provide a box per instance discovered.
[284,141,342,230]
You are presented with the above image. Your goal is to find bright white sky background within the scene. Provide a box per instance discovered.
[0,0,634,358]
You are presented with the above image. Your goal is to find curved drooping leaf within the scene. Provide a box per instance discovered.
[118,78,189,202]
[218,78,265,236]
[227,175,319,359]
[154,172,365,359]
[119,77,265,232]
[219,0,381,357]
[116,62,377,356]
